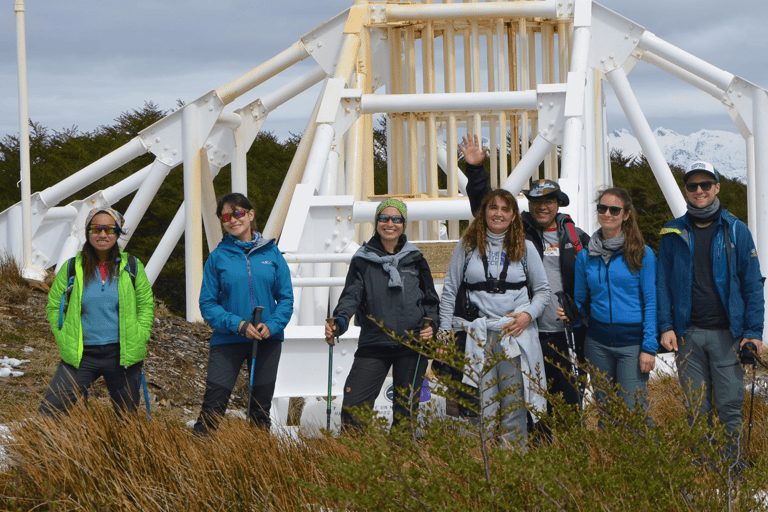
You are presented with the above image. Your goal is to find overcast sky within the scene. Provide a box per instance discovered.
[1,0,765,143]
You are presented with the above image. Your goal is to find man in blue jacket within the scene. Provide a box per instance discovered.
[658,160,764,467]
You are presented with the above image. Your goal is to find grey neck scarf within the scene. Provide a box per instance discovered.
[353,242,421,288]
[687,197,722,224]
[588,229,625,266]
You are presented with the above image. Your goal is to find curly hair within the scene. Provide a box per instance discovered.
[597,187,646,273]
[462,189,526,261]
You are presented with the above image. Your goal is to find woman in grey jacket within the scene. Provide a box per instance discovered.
[325,199,440,430]
[440,189,550,449]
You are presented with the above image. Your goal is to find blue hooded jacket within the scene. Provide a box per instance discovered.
[657,210,764,341]
[199,234,294,345]
[574,246,658,354]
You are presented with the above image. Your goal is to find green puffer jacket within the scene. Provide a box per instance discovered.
[46,251,154,368]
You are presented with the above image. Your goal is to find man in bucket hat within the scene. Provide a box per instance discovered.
[461,134,590,436]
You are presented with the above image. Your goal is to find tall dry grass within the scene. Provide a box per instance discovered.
[0,254,30,305]
[0,404,357,511]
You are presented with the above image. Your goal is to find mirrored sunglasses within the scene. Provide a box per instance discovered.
[684,181,717,192]
[377,214,405,224]
[596,204,623,216]
[220,209,249,223]
[87,224,119,235]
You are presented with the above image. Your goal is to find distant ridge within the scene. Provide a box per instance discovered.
[607,128,747,183]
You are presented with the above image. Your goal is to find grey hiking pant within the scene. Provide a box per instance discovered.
[480,332,526,449]
[676,326,744,461]
[39,343,143,417]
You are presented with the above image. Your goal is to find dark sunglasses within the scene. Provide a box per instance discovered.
[596,204,623,216]
[88,224,119,235]
[220,209,249,223]
[377,214,405,224]
[685,181,717,192]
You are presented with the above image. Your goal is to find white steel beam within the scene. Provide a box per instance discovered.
[605,67,686,218]
[640,51,725,100]
[360,91,538,114]
[383,1,559,22]
[501,135,558,194]
[119,159,173,248]
[638,31,733,92]
[753,89,768,264]
[39,138,146,208]
[181,104,204,322]
[215,41,311,106]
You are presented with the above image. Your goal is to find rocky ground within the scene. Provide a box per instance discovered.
[0,285,260,426]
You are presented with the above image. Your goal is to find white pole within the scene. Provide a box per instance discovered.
[182,104,204,322]
[39,138,146,207]
[301,123,335,192]
[119,159,173,248]
[360,90,538,114]
[638,32,733,92]
[385,1,558,22]
[501,135,557,194]
[215,41,310,106]
[15,0,41,279]
[605,67,686,218]
[144,203,185,285]
[752,89,768,273]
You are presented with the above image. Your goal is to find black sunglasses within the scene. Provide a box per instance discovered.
[377,214,405,224]
[685,181,717,192]
[596,204,623,216]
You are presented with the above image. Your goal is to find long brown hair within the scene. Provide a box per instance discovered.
[462,189,526,261]
[81,233,121,286]
[597,187,646,273]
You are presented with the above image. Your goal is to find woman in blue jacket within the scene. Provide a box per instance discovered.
[193,193,293,434]
[560,187,657,415]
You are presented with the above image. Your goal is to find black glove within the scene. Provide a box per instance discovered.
[556,291,581,323]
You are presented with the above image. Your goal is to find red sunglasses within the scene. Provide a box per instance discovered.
[220,209,249,223]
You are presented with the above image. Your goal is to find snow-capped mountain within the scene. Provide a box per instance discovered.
[607,128,747,182]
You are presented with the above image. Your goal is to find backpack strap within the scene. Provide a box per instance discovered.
[126,254,138,288]
[564,217,583,254]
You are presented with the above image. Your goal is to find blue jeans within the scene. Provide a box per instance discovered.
[676,327,744,461]
[585,337,649,414]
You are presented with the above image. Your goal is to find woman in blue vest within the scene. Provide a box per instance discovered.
[559,187,657,416]
[194,193,293,434]
[41,207,154,417]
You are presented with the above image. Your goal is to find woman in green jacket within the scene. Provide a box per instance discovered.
[40,207,154,416]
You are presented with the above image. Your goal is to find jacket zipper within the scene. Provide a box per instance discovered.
[605,258,614,345]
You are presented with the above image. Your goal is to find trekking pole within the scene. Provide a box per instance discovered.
[325,317,338,431]
[408,317,431,409]
[741,342,758,450]
[555,292,580,382]
[141,366,151,421]
[246,306,265,423]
